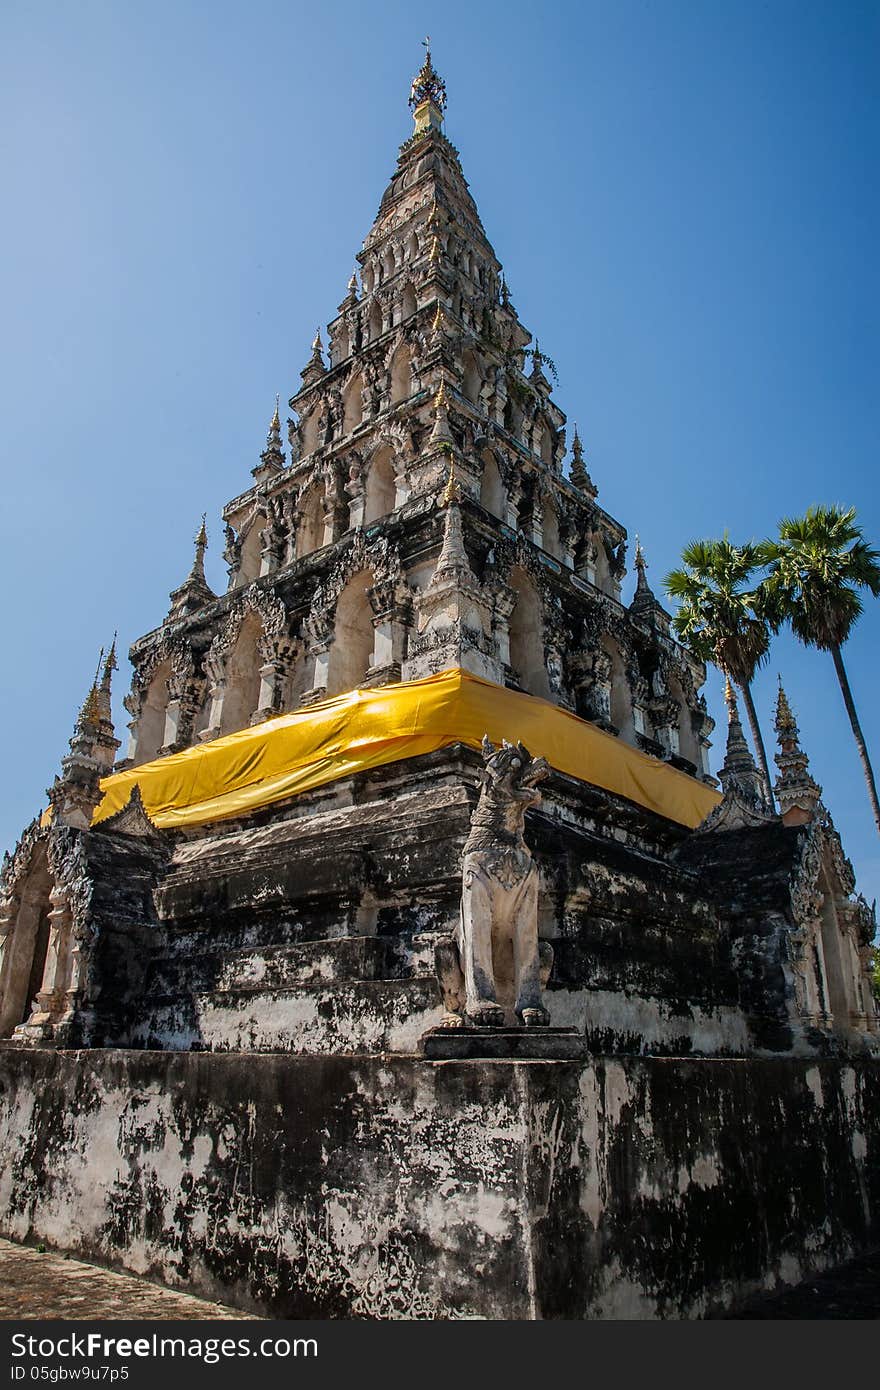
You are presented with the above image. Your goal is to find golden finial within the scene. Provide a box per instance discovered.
[102,632,118,680]
[271,394,280,429]
[724,673,739,721]
[434,380,448,410]
[195,512,208,548]
[430,234,441,264]
[775,676,798,738]
[311,328,323,353]
[432,303,445,333]
[442,454,460,507]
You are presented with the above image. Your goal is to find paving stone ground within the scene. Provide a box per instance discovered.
[0,1239,256,1320]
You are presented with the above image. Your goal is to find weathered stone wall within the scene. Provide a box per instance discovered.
[77,753,800,1059]
[0,1047,876,1319]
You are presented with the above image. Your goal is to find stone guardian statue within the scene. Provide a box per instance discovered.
[436,736,553,1028]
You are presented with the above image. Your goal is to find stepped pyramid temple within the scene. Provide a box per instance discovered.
[1,52,878,1319]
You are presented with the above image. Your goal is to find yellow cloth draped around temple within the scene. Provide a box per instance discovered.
[91,668,720,831]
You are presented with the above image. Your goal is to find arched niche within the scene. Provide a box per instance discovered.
[343,373,364,434]
[0,843,53,1038]
[326,571,375,696]
[667,674,700,769]
[237,518,263,586]
[390,341,412,405]
[330,323,349,367]
[134,658,172,766]
[592,534,613,593]
[480,450,506,519]
[296,483,325,559]
[540,425,554,468]
[542,501,563,560]
[301,407,320,458]
[462,352,481,404]
[381,245,395,280]
[401,283,417,320]
[405,232,419,262]
[281,649,311,712]
[508,566,550,700]
[362,263,376,295]
[601,637,632,737]
[364,447,397,525]
[220,611,263,736]
[368,300,383,342]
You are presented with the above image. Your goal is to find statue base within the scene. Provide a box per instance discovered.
[420,1025,588,1061]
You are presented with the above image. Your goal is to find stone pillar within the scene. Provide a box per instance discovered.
[199,679,226,742]
[366,583,411,685]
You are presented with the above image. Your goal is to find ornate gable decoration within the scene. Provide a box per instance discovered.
[95,784,167,846]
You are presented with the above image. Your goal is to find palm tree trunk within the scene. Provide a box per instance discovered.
[739,680,775,808]
[831,642,880,835]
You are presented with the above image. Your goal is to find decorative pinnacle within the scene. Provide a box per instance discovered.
[773,678,821,822]
[78,650,104,730]
[442,455,461,507]
[311,328,323,354]
[569,426,595,496]
[774,676,798,740]
[430,378,453,443]
[410,37,447,117]
[429,234,441,264]
[271,395,280,430]
[724,673,737,719]
[347,271,358,294]
[101,633,118,690]
[195,512,208,550]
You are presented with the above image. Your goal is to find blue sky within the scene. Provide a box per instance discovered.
[1,1,878,898]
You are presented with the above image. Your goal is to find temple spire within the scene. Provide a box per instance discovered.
[634,536,650,596]
[696,676,775,832]
[409,38,447,135]
[258,396,285,474]
[718,677,767,805]
[96,634,117,724]
[301,329,326,386]
[432,459,475,585]
[48,651,121,828]
[569,427,597,498]
[773,679,822,826]
[168,515,215,618]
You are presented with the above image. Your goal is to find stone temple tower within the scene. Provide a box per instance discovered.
[119,46,715,777]
[0,51,877,1321]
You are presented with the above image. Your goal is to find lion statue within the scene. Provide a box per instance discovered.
[436,735,553,1028]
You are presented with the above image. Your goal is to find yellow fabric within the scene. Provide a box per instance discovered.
[91,668,720,831]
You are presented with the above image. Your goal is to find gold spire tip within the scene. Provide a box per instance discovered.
[442,455,460,507]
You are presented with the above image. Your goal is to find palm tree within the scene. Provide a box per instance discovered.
[665,538,774,803]
[758,504,880,834]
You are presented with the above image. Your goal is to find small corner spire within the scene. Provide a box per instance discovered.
[773,678,822,826]
[569,426,597,498]
[260,398,285,472]
[101,633,118,691]
[191,513,208,579]
[441,454,461,508]
[430,379,453,444]
[410,38,447,135]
